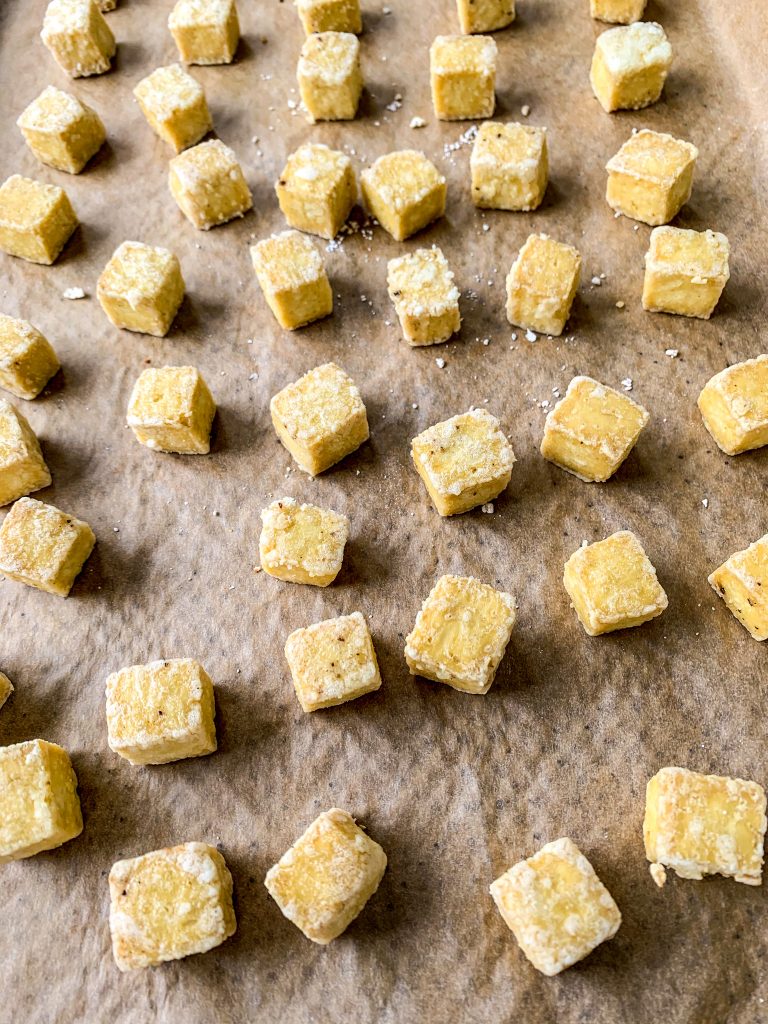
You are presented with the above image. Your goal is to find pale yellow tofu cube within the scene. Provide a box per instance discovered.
[97,241,185,337]
[106,659,217,765]
[430,35,497,121]
[405,573,516,693]
[0,496,95,597]
[456,0,514,34]
[0,316,60,401]
[285,611,381,712]
[133,64,212,153]
[606,129,697,226]
[259,496,349,587]
[505,233,581,336]
[644,767,767,885]
[698,355,768,456]
[0,739,83,862]
[298,31,362,122]
[169,139,252,230]
[270,362,369,476]
[590,22,672,112]
[590,0,645,23]
[276,143,356,240]
[265,808,386,942]
[0,671,12,711]
[296,0,361,34]
[17,86,105,174]
[361,150,446,241]
[490,837,622,976]
[471,120,548,211]
[250,231,333,330]
[109,843,236,970]
[0,399,51,506]
[168,0,240,65]
[387,246,460,346]
[709,534,768,641]
[642,226,730,319]
[0,175,78,265]
[127,365,216,455]
[41,0,116,77]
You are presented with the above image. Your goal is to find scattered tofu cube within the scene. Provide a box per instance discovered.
[16,86,106,174]
[41,0,116,77]
[505,233,581,336]
[387,246,460,346]
[0,174,78,265]
[297,32,362,122]
[0,672,12,711]
[251,230,333,330]
[296,0,362,34]
[0,496,95,597]
[97,241,185,337]
[606,129,697,226]
[471,120,548,211]
[168,139,252,230]
[642,226,730,319]
[127,365,216,455]
[276,143,357,240]
[698,355,768,456]
[0,315,60,400]
[590,22,672,112]
[361,150,446,241]
[133,64,213,153]
[259,496,349,587]
[430,35,497,121]
[168,0,240,65]
[590,0,646,23]
[709,534,768,641]
[0,399,51,507]
[456,0,515,34]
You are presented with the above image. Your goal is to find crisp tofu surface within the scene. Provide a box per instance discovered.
[456,0,515,34]
[127,365,216,454]
[361,150,446,241]
[590,22,672,112]
[16,86,105,174]
[259,496,349,586]
[590,0,646,23]
[606,129,697,225]
[471,120,548,211]
[0,315,60,401]
[0,671,12,711]
[0,174,78,265]
[505,233,581,336]
[297,31,362,122]
[698,355,768,456]
[285,611,381,711]
[0,496,95,597]
[430,35,497,121]
[0,399,51,506]
[264,808,387,943]
[168,139,252,229]
[387,246,460,346]
[134,64,212,153]
[709,534,768,641]
[41,0,116,77]
[490,837,622,976]
[168,0,240,65]
[250,230,333,329]
[276,143,356,240]
[296,0,362,35]
[643,226,730,319]
[97,241,185,337]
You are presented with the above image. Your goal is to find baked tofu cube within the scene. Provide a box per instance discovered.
[470,120,548,211]
[276,143,356,240]
[296,0,362,34]
[563,530,667,636]
[490,837,622,976]
[0,316,60,401]
[109,843,236,971]
[709,534,768,641]
[387,246,460,346]
[168,139,252,230]
[41,0,116,77]
[505,233,581,336]
[97,241,185,337]
[642,226,730,319]
[168,0,240,65]
[265,808,387,942]
[698,355,768,456]
[0,400,51,506]
[361,150,447,241]
[590,0,645,23]
[430,35,497,121]
[134,64,212,153]
[0,497,95,597]
[541,375,649,482]
[106,659,217,765]
[250,231,333,330]
[270,363,369,476]
[0,672,12,711]
[127,366,216,455]
[297,32,362,123]
[17,86,105,174]
[0,739,83,862]
[590,22,672,112]
[606,130,697,226]
[0,175,78,265]
[644,767,767,885]
[456,0,515,34]
[259,497,349,587]
[405,574,516,694]
[285,611,381,712]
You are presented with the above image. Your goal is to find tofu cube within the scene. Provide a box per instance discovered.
[606,129,697,226]
[405,574,516,694]
[250,231,333,330]
[430,35,497,121]
[0,175,78,265]
[97,241,185,338]
[590,22,672,112]
[644,767,767,885]
[541,375,649,482]
[133,64,212,153]
[17,86,105,174]
[0,671,12,711]
[259,496,349,587]
[387,246,460,346]
[41,0,116,77]
[563,530,667,636]
[0,497,95,597]
[109,843,236,970]
[106,659,217,765]
[709,534,768,641]
[285,611,381,712]
[411,408,515,516]
[168,139,252,230]
[276,143,356,241]
[127,366,216,455]
[698,355,768,456]
[168,0,240,65]
[0,399,51,507]
[505,233,581,336]
[456,0,515,34]
[265,808,387,942]
[490,837,622,976]
[0,739,83,862]
[361,150,447,241]
[590,0,646,23]
[297,32,362,123]
[470,120,548,211]
[270,363,369,476]
[642,226,730,319]
[296,0,362,34]
[0,315,60,401]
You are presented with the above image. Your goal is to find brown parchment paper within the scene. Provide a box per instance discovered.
[1,0,767,1021]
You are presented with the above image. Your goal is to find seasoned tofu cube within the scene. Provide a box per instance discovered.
[470,120,548,211]
[41,0,116,77]
[644,767,767,885]
[296,0,362,34]
[698,355,768,456]
[0,316,60,401]
[430,35,497,121]
[709,534,768,641]
[361,150,447,241]
[0,672,12,711]
[297,32,362,122]
[270,362,369,476]
[0,175,78,265]
[606,129,697,226]
[642,226,730,319]
[259,496,349,587]
[250,231,333,330]
[133,64,212,153]
[265,808,387,942]
[0,496,95,597]
[387,246,460,346]
[505,233,581,336]
[0,399,51,507]
[590,22,672,112]
[17,86,105,174]
[127,365,216,455]
[0,739,83,862]
[590,0,645,23]
[456,0,515,34]
[405,573,516,694]
[168,139,252,230]
[97,241,185,337]
[276,143,356,240]
[109,843,236,970]
[490,837,622,976]
[168,0,240,65]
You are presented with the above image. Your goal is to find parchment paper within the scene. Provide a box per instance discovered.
[1,0,767,1021]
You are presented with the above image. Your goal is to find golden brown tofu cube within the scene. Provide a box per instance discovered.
[387,246,460,346]
[709,534,768,641]
[168,0,240,65]
[17,86,105,174]
[505,233,581,336]
[127,365,216,455]
[0,175,78,265]
[0,671,12,711]
[296,0,361,34]
[0,496,95,597]
[265,808,387,942]
[0,316,60,401]
[276,143,356,240]
[250,231,333,330]
[590,0,645,23]
[297,31,362,122]
[41,0,116,77]
[642,226,730,319]
[430,35,497,121]
[97,241,185,337]
[456,0,514,34]
[133,64,212,153]
[259,496,349,587]
[698,355,768,456]
[109,843,236,970]
[490,837,622,976]
[590,22,672,112]
[0,399,51,507]
[169,139,252,230]
[361,150,447,241]
[606,129,697,226]
[471,120,548,211]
